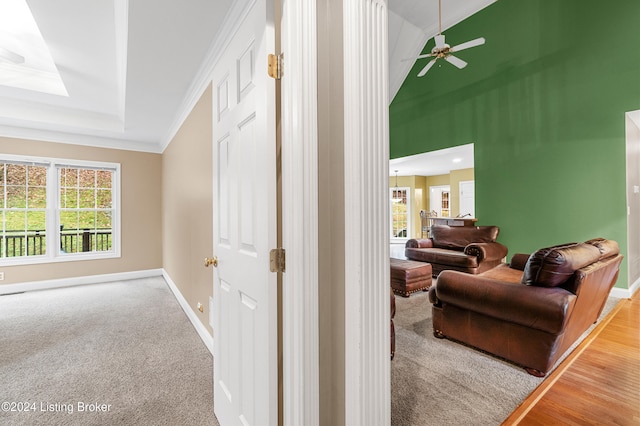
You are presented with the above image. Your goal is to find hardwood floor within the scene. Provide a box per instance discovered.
[503,290,640,425]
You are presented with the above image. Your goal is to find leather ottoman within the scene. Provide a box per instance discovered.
[390,258,433,297]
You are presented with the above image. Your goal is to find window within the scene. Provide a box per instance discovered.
[0,155,120,265]
[390,187,410,240]
[59,166,115,254]
[0,161,48,258]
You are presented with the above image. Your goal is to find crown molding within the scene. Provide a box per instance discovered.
[160,0,256,153]
[0,124,160,153]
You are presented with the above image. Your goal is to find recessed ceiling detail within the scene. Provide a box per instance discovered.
[0,0,235,152]
[0,0,68,96]
[0,0,492,153]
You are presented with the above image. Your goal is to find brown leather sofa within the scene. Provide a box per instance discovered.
[428,238,623,376]
[405,225,508,276]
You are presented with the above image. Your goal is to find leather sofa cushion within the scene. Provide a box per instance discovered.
[480,263,523,283]
[436,270,577,334]
[522,242,601,287]
[431,225,499,250]
[404,247,478,268]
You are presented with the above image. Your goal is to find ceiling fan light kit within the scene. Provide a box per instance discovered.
[392,170,403,203]
[414,0,486,77]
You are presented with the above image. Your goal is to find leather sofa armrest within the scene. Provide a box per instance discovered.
[428,285,440,305]
[406,238,434,249]
[464,242,508,262]
[434,270,577,334]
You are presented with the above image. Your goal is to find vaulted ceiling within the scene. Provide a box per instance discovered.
[0,0,495,153]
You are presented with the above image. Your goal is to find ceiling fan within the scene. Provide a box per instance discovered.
[414,0,485,77]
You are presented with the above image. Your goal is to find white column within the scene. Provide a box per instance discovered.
[281,1,320,425]
[343,0,391,425]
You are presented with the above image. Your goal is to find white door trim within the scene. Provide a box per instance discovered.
[280,1,319,425]
[280,0,390,423]
[390,186,412,242]
[343,0,391,424]
[459,180,475,218]
[430,184,450,217]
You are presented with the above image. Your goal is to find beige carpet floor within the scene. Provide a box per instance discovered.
[0,275,619,426]
[390,288,619,426]
[0,277,218,426]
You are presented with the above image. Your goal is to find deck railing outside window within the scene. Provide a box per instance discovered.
[0,228,112,257]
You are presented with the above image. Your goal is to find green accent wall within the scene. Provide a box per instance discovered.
[390,0,640,288]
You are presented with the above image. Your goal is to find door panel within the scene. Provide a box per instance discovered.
[459,180,475,217]
[211,0,277,424]
[238,114,257,252]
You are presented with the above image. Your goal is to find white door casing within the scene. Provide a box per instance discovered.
[626,111,640,292]
[211,0,277,424]
[280,1,320,425]
[390,186,411,242]
[343,0,391,424]
[459,180,475,218]
[430,185,450,217]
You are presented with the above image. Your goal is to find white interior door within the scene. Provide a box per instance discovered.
[211,0,277,424]
[429,185,450,217]
[459,180,475,217]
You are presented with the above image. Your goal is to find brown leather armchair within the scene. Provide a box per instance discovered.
[405,225,508,276]
[428,238,623,376]
[391,288,396,360]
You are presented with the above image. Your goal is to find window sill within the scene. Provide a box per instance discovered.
[0,251,121,267]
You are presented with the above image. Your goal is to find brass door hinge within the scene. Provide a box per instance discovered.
[268,53,283,80]
[270,248,286,273]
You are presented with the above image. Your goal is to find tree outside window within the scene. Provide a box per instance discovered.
[0,155,120,265]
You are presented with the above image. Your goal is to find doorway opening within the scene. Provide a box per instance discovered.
[388,143,475,257]
[626,110,640,291]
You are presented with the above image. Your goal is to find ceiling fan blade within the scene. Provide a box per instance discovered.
[450,37,485,53]
[401,53,434,63]
[417,58,438,77]
[445,55,467,69]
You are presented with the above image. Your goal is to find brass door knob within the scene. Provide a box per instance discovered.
[204,256,218,267]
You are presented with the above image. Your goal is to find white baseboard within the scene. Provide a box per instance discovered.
[162,269,214,355]
[632,276,640,297]
[0,269,163,295]
[610,276,640,299]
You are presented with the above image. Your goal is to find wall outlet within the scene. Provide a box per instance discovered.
[0,272,4,281]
